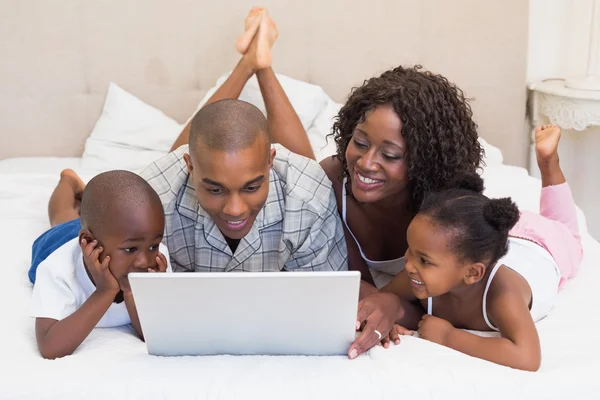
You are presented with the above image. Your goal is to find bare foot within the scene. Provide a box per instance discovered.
[236,7,265,55]
[244,14,278,71]
[60,169,86,197]
[535,124,561,166]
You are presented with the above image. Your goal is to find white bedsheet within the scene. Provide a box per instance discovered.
[1,158,599,399]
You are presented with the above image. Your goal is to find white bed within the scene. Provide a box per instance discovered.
[2,116,600,399]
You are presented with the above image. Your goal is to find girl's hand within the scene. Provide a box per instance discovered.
[418,314,454,345]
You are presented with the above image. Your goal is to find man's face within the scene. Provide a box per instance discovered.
[185,136,275,240]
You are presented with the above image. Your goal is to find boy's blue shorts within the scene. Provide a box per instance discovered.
[29,218,82,284]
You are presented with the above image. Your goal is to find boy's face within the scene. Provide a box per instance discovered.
[184,136,275,240]
[81,201,165,280]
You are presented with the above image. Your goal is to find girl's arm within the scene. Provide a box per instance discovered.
[420,287,541,371]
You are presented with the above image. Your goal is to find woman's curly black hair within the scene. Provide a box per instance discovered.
[330,65,485,211]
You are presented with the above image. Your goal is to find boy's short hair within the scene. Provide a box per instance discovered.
[189,99,270,157]
[80,170,162,235]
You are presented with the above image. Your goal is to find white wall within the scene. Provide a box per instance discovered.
[528,0,596,82]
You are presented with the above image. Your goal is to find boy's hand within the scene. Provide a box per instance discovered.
[81,239,120,294]
[151,252,168,273]
[117,252,169,293]
[418,314,453,345]
[116,271,132,295]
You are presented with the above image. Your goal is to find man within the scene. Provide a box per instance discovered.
[141,99,347,272]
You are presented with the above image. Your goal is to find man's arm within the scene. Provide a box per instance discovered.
[283,194,348,272]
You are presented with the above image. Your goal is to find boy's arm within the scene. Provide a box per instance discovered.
[34,239,123,359]
[419,289,541,371]
[119,251,170,341]
[35,288,119,359]
[123,292,143,340]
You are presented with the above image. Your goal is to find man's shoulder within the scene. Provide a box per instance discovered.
[272,148,336,215]
[139,146,189,201]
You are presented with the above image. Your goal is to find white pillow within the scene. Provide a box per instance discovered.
[81,83,182,172]
[190,73,329,131]
[478,137,503,167]
[306,99,341,162]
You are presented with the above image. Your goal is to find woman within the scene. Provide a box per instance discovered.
[321,66,484,358]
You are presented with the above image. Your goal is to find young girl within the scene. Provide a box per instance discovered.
[383,125,583,370]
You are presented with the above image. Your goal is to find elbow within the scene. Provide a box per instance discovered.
[519,362,540,372]
[514,354,541,372]
[39,348,69,360]
[38,342,72,360]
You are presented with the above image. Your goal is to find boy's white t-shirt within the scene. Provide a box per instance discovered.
[31,237,171,328]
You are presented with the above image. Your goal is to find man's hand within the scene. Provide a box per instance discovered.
[81,239,119,295]
[418,314,454,346]
[348,292,403,359]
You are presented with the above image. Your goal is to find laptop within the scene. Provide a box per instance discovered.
[128,271,361,356]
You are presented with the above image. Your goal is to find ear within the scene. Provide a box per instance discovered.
[463,262,486,285]
[267,147,276,168]
[78,228,96,251]
[183,152,193,176]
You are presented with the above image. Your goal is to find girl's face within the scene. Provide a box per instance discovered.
[344,105,409,204]
[404,214,474,299]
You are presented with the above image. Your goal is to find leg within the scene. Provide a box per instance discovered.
[170,9,272,152]
[236,7,265,55]
[535,124,565,188]
[243,15,314,159]
[171,10,314,159]
[535,125,579,235]
[169,56,255,151]
[257,66,315,160]
[48,169,85,227]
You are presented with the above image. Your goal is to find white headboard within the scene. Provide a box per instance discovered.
[0,0,528,166]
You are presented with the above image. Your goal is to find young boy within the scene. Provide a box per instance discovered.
[30,170,171,359]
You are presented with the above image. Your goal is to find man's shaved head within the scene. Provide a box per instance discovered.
[80,170,162,235]
[189,99,270,157]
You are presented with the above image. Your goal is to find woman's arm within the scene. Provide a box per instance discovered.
[349,270,424,358]
[320,156,374,291]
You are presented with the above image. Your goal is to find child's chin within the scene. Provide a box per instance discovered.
[411,290,428,300]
